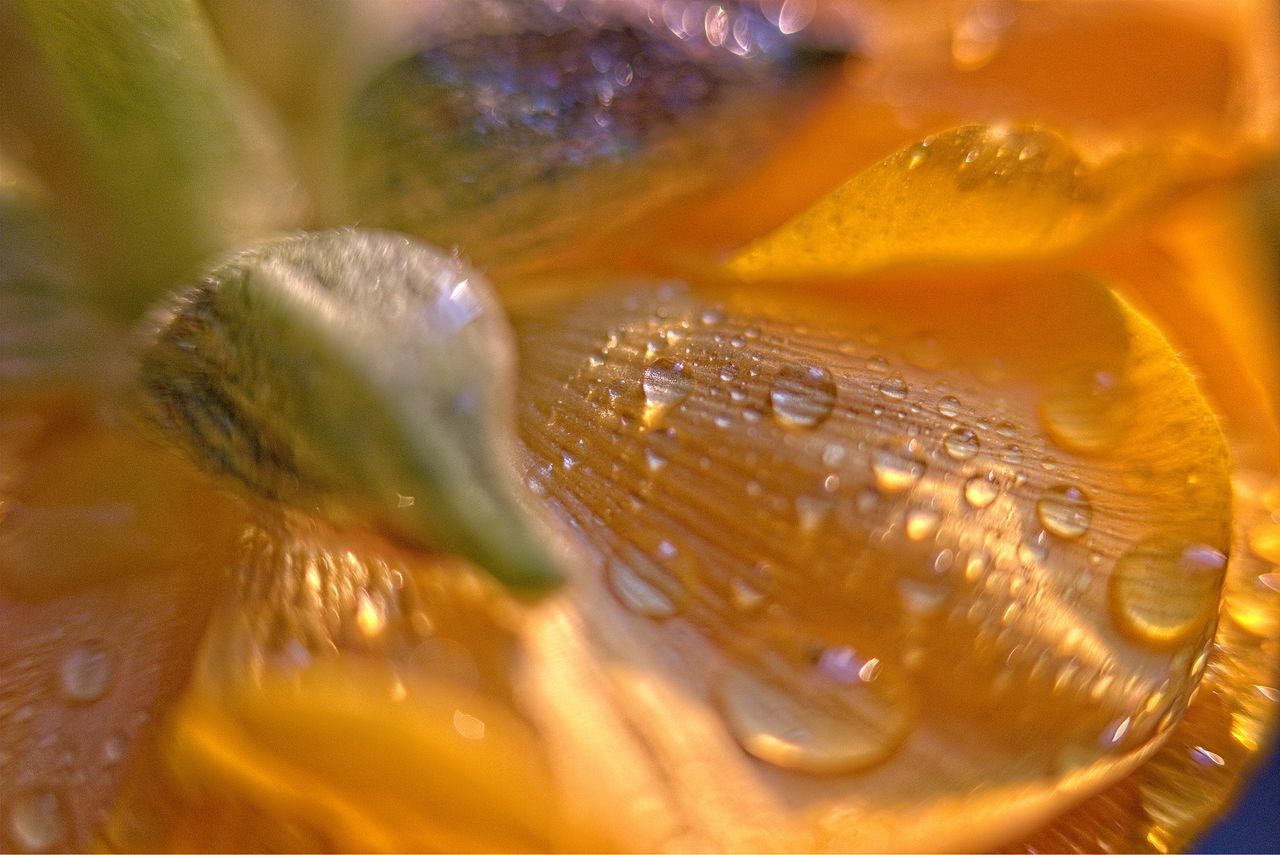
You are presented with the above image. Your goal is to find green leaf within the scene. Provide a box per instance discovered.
[5,0,294,318]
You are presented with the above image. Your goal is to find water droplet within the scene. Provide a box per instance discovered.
[101,732,127,765]
[715,666,905,775]
[453,709,487,741]
[729,577,765,612]
[642,357,693,422]
[1109,542,1226,647]
[943,427,980,460]
[1036,485,1093,538]
[937,395,962,418]
[769,364,836,429]
[607,558,678,619]
[59,641,112,703]
[1248,521,1280,563]
[795,497,832,534]
[897,576,949,615]
[1039,368,1134,453]
[904,507,941,541]
[871,448,925,493]
[7,788,68,853]
[963,473,999,508]
[876,375,908,400]
[355,591,386,637]
[906,142,931,170]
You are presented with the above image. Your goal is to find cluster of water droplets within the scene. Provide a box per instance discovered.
[1,636,131,853]
[513,280,1228,784]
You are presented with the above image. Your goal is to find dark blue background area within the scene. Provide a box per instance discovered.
[1192,739,1280,853]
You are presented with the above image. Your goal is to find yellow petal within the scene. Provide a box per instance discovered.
[503,269,1232,849]
[728,124,1178,280]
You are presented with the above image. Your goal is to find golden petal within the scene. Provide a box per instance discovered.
[728,124,1180,280]
[511,269,1232,849]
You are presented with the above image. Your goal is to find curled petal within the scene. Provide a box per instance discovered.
[729,124,1181,279]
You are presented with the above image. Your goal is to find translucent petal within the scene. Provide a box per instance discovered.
[525,271,1237,848]
[729,124,1177,279]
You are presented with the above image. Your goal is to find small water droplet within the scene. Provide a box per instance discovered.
[871,448,925,493]
[963,473,999,508]
[59,641,112,703]
[795,497,832,535]
[607,558,678,619]
[645,448,667,472]
[937,395,962,418]
[906,142,931,170]
[1109,542,1226,647]
[1019,532,1050,564]
[101,732,127,765]
[642,357,693,422]
[730,577,766,612]
[904,507,941,541]
[769,364,837,429]
[1037,485,1093,538]
[715,665,905,775]
[876,375,909,400]
[943,427,980,460]
[7,788,68,853]
[1248,521,1280,563]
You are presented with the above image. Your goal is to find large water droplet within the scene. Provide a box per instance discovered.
[715,666,905,775]
[943,427,980,460]
[59,641,112,703]
[1039,368,1134,453]
[871,448,925,493]
[963,473,999,508]
[769,364,836,429]
[1036,485,1093,539]
[1109,542,1226,648]
[937,395,962,418]
[642,357,693,422]
[607,558,678,619]
[7,788,68,853]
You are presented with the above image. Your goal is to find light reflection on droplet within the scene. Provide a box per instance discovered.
[769,364,836,429]
[1109,542,1226,648]
[59,641,113,704]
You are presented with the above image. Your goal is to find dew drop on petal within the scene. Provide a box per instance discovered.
[7,788,68,853]
[937,395,962,418]
[963,472,999,508]
[1248,521,1280,563]
[769,363,836,428]
[876,375,909,400]
[943,427,980,460]
[905,507,941,542]
[871,448,925,493]
[58,641,113,704]
[607,558,678,619]
[1036,485,1093,539]
[1108,542,1227,648]
[1039,368,1134,453]
[715,666,905,775]
[642,357,693,422]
